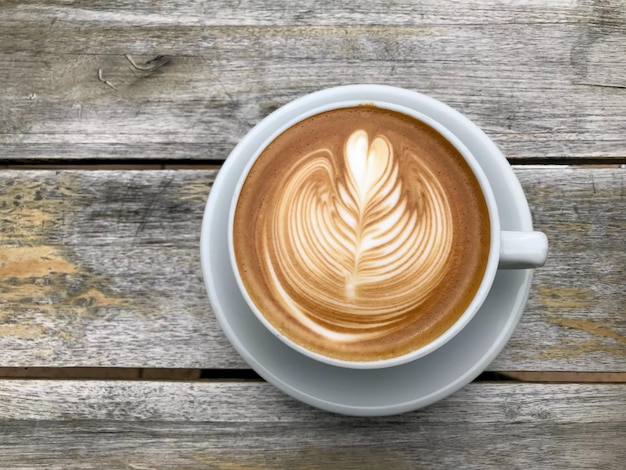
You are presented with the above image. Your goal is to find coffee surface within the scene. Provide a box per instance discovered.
[234,106,490,362]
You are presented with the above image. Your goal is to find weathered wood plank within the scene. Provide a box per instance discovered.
[1,1,625,160]
[0,381,623,469]
[0,0,606,28]
[0,168,623,370]
[505,166,626,369]
[0,380,622,422]
[0,169,241,367]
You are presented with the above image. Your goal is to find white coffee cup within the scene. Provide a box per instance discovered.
[227,86,548,369]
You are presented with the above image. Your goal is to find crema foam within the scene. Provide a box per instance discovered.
[234,106,490,362]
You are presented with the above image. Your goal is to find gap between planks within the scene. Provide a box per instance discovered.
[0,162,222,170]
[0,368,623,383]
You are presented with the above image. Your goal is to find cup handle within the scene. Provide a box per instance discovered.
[499,231,548,269]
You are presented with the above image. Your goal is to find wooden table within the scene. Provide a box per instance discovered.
[1,1,625,468]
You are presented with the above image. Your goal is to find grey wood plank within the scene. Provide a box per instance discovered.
[0,0,603,28]
[0,168,623,370]
[501,166,626,369]
[0,169,240,367]
[0,380,622,423]
[1,1,625,161]
[0,381,623,469]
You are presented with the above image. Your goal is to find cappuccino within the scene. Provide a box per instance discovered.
[233,106,490,362]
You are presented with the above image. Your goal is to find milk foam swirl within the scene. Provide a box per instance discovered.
[262,130,453,342]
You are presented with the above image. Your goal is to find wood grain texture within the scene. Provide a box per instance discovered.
[505,166,626,369]
[0,168,623,370]
[1,0,625,161]
[0,381,623,469]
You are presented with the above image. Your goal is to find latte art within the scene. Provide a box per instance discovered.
[264,130,453,341]
[234,106,490,362]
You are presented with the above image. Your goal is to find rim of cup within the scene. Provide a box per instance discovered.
[227,99,501,369]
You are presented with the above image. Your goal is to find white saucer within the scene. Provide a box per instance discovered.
[201,86,534,416]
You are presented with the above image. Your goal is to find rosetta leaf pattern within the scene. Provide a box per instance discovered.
[263,130,453,340]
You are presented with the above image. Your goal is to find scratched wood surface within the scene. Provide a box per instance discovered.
[0,381,623,469]
[1,1,625,467]
[0,168,623,370]
[1,0,625,161]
